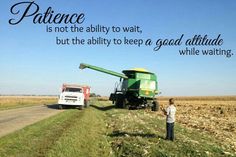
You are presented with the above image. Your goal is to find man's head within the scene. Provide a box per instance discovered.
[169,98,174,105]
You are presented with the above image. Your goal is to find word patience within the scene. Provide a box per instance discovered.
[9,1,85,25]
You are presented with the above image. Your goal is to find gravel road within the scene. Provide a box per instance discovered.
[0,105,63,137]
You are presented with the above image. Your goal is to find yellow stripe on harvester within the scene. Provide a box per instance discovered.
[131,68,149,72]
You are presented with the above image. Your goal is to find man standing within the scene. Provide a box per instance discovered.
[162,98,176,141]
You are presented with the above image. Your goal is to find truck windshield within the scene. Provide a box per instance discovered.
[65,88,82,93]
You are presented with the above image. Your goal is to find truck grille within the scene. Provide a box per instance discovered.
[65,96,77,99]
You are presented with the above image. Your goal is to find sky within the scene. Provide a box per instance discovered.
[0,0,235,96]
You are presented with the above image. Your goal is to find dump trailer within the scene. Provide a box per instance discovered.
[79,63,159,110]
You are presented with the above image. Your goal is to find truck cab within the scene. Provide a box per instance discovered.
[58,84,85,109]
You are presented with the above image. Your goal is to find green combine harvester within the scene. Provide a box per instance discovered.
[79,63,159,110]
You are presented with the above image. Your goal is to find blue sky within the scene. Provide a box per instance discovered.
[0,0,235,96]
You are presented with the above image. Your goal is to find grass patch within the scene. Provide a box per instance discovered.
[46,102,111,157]
[0,101,111,157]
[0,110,79,157]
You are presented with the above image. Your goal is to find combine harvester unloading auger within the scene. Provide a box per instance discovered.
[79,63,159,110]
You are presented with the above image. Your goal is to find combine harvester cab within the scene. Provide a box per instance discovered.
[79,63,159,110]
[58,84,90,110]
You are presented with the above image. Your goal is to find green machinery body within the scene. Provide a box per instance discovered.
[79,63,158,108]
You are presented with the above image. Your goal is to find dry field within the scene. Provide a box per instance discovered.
[157,96,236,152]
[0,96,58,110]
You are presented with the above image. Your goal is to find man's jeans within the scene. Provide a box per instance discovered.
[166,122,174,141]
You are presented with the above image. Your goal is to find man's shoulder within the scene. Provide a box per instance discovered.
[171,105,176,110]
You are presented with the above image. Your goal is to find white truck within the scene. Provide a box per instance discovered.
[58,84,85,109]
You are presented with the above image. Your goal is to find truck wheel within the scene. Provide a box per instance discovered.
[79,105,84,110]
[84,100,88,108]
[86,100,90,107]
[84,100,90,108]
[58,104,63,110]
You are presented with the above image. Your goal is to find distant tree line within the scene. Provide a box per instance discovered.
[89,93,101,97]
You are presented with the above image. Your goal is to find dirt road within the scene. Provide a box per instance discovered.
[0,105,63,137]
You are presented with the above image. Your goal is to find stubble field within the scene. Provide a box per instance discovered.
[157,96,236,153]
